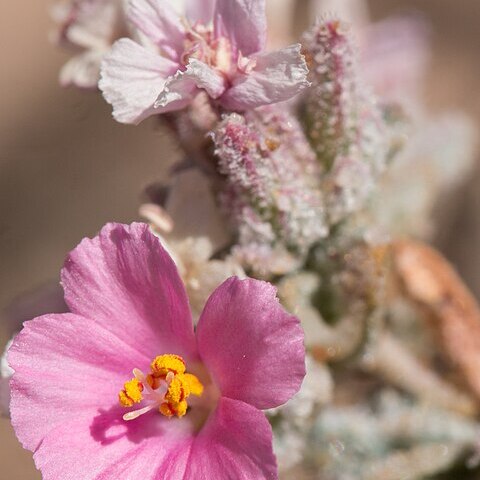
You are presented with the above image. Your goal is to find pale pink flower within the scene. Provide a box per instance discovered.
[9,223,305,479]
[52,0,126,88]
[99,0,310,124]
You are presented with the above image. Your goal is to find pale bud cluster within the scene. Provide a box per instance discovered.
[302,18,389,224]
[213,106,328,273]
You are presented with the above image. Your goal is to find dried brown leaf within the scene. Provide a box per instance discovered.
[393,239,480,401]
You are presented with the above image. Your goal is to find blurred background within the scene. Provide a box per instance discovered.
[1,0,479,477]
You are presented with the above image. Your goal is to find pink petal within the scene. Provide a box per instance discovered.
[197,277,305,409]
[8,312,151,452]
[184,397,277,479]
[214,0,267,56]
[61,223,197,362]
[155,59,226,111]
[186,0,216,24]
[99,39,179,124]
[32,406,193,480]
[127,0,186,63]
[220,44,310,110]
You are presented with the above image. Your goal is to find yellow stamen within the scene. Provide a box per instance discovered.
[161,372,204,418]
[118,378,143,407]
[159,400,188,418]
[119,354,204,420]
[159,402,175,417]
[165,374,189,404]
[174,400,188,418]
[151,354,186,377]
[184,373,204,397]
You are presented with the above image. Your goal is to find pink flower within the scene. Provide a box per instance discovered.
[99,0,310,124]
[8,223,305,479]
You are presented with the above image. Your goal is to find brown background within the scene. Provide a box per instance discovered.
[1,0,479,477]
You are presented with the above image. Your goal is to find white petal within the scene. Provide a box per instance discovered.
[185,59,226,99]
[220,44,310,110]
[154,70,197,112]
[214,0,267,56]
[60,50,105,89]
[58,0,121,50]
[155,60,226,111]
[186,0,216,24]
[99,38,178,124]
[127,0,186,62]
[1,337,14,417]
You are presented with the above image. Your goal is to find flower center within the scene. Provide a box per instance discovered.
[181,22,234,75]
[118,354,204,421]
